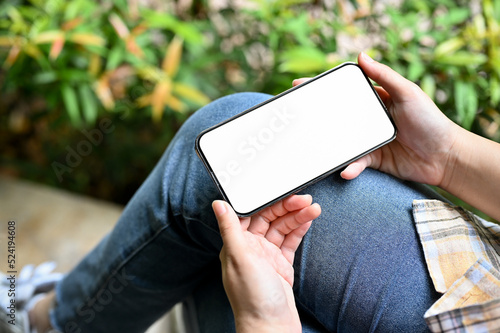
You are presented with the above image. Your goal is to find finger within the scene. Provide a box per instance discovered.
[373,86,391,106]
[213,200,245,250]
[265,203,321,247]
[358,52,419,104]
[281,221,312,265]
[247,194,312,236]
[340,155,372,180]
[292,78,311,87]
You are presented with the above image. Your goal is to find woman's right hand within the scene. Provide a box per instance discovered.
[294,52,462,187]
[340,52,465,187]
[294,52,500,221]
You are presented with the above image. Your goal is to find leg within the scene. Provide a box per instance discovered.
[189,263,329,333]
[191,169,444,332]
[50,93,273,333]
[293,169,444,332]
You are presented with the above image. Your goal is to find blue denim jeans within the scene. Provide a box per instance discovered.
[52,93,443,333]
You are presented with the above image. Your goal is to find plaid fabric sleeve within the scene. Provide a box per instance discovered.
[412,199,500,332]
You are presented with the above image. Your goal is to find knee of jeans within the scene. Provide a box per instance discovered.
[163,93,272,221]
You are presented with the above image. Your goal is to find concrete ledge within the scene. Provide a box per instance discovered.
[0,176,188,332]
[0,176,123,273]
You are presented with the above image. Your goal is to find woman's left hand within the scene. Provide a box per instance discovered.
[213,195,321,333]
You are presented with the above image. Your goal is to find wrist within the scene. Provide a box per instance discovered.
[235,318,301,333]
[234,311,301,333]
[437,124,470,193]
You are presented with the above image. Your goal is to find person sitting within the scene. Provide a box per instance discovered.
[5,52,500,333]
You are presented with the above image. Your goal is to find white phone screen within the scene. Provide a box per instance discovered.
[196,63,396,216]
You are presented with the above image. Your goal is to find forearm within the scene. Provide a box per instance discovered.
[235,319,291,333]
[440,126,500,221]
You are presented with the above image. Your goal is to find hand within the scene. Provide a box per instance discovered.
[294,53,500,221]
[213,195,321,333]
[293,52,462,187]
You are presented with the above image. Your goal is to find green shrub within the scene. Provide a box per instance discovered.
[1,0,499,212]
[0,0,209,126]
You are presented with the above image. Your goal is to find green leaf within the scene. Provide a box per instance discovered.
[464,84,478,130]
[65,1,82,20]
[420,74,436,100]
[483,0,499,31]
[141,9,173,25]
[454,81,477,129]
[279,47,326,74]
[173,23,204,45]
[435,8,470,27]
[412,0,431,15]
[112,0,129,13]
[106,46,123,71]
[7,6,28,34]
[33,71,58,84]
[454,81,466,118]
[58,69,91,83]
[435,51,488,66]
[141,9,203,44]
[490,55,500,78]
[44,0,63,15]
[407,60,425,81]
[79,84,98,125]
[434,37,465,58]
[61,84,82,127]
[281,14,313,47]
[490,76,500,106]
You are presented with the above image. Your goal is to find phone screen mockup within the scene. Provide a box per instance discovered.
[195,63,396,216]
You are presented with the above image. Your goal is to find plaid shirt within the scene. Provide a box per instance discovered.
[412,200,500,332]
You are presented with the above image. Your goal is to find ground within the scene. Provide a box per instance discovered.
[0,176,185,332]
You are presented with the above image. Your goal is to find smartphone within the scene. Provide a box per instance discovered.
[195,62,396,216]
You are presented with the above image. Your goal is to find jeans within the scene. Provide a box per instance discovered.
[52,93,443,333]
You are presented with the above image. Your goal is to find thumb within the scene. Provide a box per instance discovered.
[358,52,418,104]
[340,154,372,180]
[213,200,244,248]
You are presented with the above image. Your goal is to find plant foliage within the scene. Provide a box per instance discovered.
[1,0,499,207]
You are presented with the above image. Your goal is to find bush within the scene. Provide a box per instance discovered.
[1,0,499,207]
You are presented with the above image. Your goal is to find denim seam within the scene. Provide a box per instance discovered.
[295,297,331,332]
[64,221,172,328]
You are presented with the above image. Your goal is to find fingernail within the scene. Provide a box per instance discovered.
[361,52,375,63]
[212,200,227,216]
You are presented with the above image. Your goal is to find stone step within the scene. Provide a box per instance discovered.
[0,176,182,333]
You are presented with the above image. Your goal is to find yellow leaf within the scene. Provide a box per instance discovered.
[3,44,21,68]
[49,35,65,60]
[172,83,210,106]
[109,14,129,39]
[136,93,152,108]
[62,18,83,31]
[166,95,186,113]
[136,66,164,82]
[151,80,171,122]
[88,53,101,76]
[162,36,183,77]
[94,74,115,110]
[131,23,148,36]
[24,43,43,59]
[0,36,21,47]
[434,37,465,58]
[70,33,106,47]
[126,37,144,59]
[34,30,64,44]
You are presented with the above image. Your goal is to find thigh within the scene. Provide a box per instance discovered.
[293,169,444,332]
[52,93,273,333]
[191,263,329,333]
